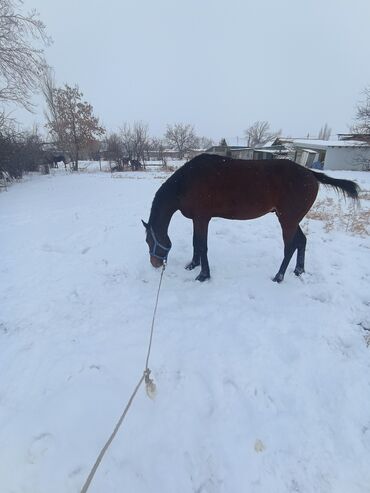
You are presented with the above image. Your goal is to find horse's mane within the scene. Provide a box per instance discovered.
[148,166,184,225]
[148,154,229,225]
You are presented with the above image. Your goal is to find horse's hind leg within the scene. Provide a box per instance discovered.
[293,226,307,276]
[273,219,300,283]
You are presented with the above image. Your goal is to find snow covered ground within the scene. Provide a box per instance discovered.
[77,159,187,173]
[0,165,369,493]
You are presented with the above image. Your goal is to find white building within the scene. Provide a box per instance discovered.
[290,139,370,171]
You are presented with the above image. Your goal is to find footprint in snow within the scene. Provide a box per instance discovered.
[0,322,8,334]
[184,451,222,493]
[223,377,239,393]
[104,268,128,285]
[27,432,55,464]
[68,466,83,478]
[309,291,331,303]
[254,439,266,453]
[41,243,65,254]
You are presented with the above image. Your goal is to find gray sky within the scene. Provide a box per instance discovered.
[19,0,370,142]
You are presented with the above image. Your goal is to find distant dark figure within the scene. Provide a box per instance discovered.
[111,157,131,172]
[130,159,142,171]
[143,154,359,283]
[111,160,124,172]
[52,154,68,168]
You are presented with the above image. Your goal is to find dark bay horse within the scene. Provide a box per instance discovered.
[143,154,359,282]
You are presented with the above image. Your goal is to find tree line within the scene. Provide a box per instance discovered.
[1,0,370,180]
[42,68,215,170]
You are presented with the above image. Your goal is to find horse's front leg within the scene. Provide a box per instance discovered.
[185,219,201,271]
[194,218,210,282]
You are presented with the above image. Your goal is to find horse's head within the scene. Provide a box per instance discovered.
[142,220,171,268]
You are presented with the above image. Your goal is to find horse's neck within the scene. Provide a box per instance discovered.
[150,193,178,237]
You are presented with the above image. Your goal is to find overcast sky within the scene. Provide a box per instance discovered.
[18,0,370,143]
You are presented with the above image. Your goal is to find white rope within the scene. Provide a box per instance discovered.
[80,262,166,493]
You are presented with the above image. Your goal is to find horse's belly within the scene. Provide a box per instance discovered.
[214,198,275,220]
[180,190,275,221]
[218,209,272,220]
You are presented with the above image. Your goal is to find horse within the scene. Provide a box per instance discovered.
[142,153,359,282]
[42,153,67,168]
[52,154,68,168]
[131,159,142,171]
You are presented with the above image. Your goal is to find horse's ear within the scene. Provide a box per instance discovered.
[141,219,149,229]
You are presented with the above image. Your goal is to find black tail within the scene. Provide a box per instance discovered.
[311,170,360,200]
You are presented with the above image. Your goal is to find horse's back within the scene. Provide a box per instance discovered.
[180,153,310,182]
[175,154,318,220]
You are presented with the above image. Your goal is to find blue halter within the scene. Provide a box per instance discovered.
[149,226,171,261]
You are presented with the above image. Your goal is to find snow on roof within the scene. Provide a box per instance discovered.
[301,148,319,153]
[260,139,279,148]
[254,148,285,154]
[291,139,369,149]
[226,144,249,149]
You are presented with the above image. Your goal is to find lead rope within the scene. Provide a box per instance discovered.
[80,260,166,493]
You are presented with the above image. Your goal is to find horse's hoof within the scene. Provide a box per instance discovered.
[294,267,305,276]
[185,261,200,271]
[195,272,210,282]
[272,273,284,283]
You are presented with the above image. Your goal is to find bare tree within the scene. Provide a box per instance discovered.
[45,83,105,171]
[132,121,150,164]
[318,123,331,140]
[150,137,166,163]
[41,67,62,139]
[165,123,197,158]
[120,121,150,164]
[245,121,281,147]
[0,0,50,111]
[351,86,370,136]
[120,123,134,160]
[0,108,15,133]
[0,125,45,178]
[195,136,214,150]
[105,132,123,167]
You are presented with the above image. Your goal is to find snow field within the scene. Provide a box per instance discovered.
[0,168,369,493]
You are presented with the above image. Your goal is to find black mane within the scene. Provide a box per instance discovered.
[148,154,233,225]
[148,163,186,225]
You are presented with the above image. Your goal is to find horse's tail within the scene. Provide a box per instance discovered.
[311,170,360,200]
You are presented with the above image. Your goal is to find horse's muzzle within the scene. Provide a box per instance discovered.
[150,256,163,268]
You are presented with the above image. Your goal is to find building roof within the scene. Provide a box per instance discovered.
[254,147,288,155]
[338,133,370,142]
[258,138,280,148]
[288,139,369,150]
[205,145,251,152]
